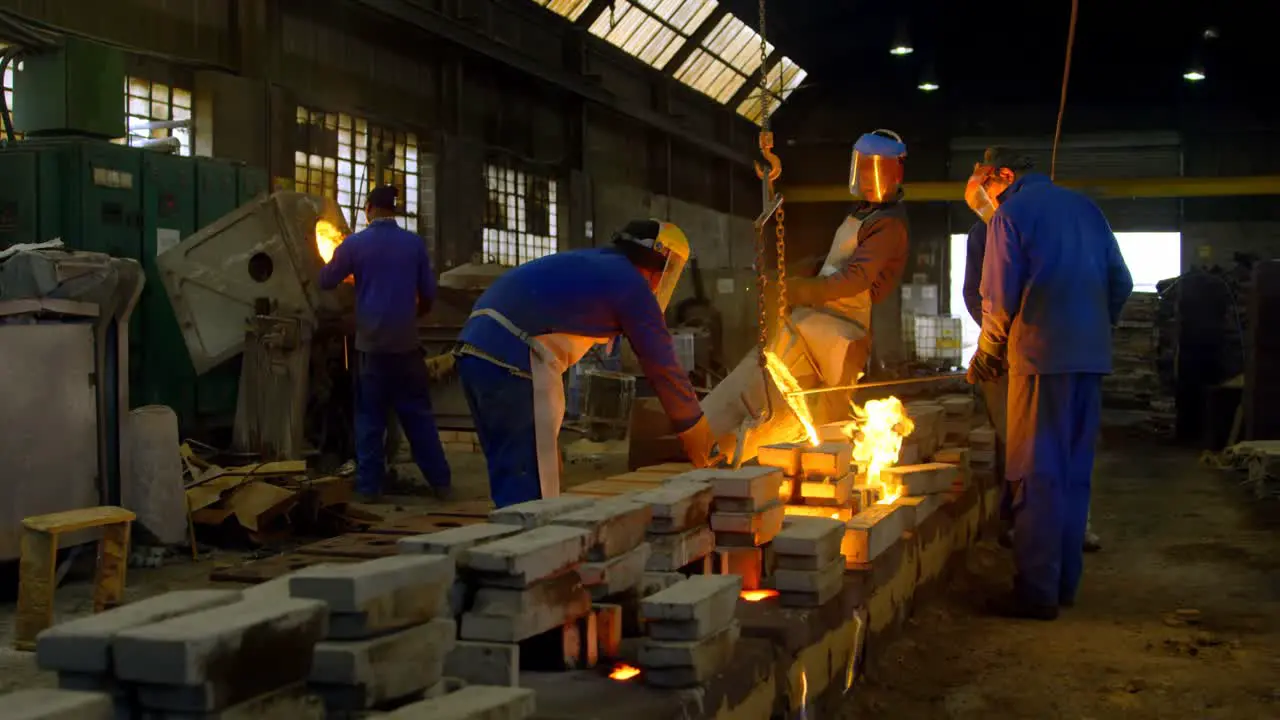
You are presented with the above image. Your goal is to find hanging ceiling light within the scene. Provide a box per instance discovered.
[890,22,913,56]
[1183,67,1206,82]
[917,64,939,92]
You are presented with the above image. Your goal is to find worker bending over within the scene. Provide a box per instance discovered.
[964,148,1133,620]
[319,185,452,502]
[963,217,1103,554]
[455,220,716,508]
[786,129,910,388]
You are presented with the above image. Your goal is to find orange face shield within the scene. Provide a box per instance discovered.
[964,163,1005,223]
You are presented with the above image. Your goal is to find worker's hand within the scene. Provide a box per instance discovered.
[966,346,1006,385]
[785,278,823,308]
[677,416,721,468]
[424,352,456,381]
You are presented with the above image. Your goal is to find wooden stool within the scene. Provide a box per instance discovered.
[13,506,135,651]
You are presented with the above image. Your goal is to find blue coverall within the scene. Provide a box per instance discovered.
[319,218,452,496]
[979,174,1133,608]
[963,221,1011,525]
[456,247,703,508]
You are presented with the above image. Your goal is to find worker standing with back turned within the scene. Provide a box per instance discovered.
[319,185,453,503]
[964,147,1133,620]
[455,220,717,509]
[963,214,1104,553]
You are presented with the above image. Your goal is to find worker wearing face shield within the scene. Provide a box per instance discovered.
[964,147,1133,620]
[455,220,717,508]
[784,130,910,392]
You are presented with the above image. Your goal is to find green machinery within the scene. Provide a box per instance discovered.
[0,38,268,433]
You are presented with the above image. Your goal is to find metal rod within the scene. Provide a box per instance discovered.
[785,372,968,397]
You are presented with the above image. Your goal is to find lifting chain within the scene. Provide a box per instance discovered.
[751,0,788,364]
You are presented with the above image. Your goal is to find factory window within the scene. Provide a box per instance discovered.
[531,0,595,22]
[482,163,559,267]
[120,77,192,156]
[674,12,771,103]
[948,231,1182,363]
[736,56,807,125]
[588,0,718,70]
[1,43,21,140]
[293,107,420,235]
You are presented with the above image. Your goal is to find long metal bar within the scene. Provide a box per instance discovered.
[788,176,1280,203]
[786,372,968,397]
[350,0,754,168]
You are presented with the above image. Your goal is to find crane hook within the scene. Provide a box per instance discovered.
[754,130,784,229]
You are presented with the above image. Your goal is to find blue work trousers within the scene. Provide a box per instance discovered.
[1005,372,1102,608]
[356,350,451,495]
[456,355,541,508]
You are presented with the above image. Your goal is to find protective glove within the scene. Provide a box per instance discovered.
[424,352,456,382]
[785,277,825,308]
[966,338,1007,385]
[678,415,723,468]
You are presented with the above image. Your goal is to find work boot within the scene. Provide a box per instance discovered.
[985,592,1059,621]
[1083,531,1103,553]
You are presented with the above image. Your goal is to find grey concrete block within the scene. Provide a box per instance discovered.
[799,442,853,476]
[381,685,535,720]
[709,502,785,537]
[645,525,714,571]
[290,555,455,639]
[487,497,594,530]
[640,621,741,689]
[843,503,910,565]
[0,689,114,720]
[773,555,844,593]
[798,472,854,506]
[882,463,959,497]
[894,494,947,528]
[638,572,686,598]
[632,482,713,533]
[459,571,593,643]
[444,641,519,687]
[113,597,327,708]
[702,466,783,501]
[310,618,455,708]
[641,575,740,641]
[756,442,805,477]
[135,683,325,719]
[778,560,844,607]
[397,524,525,560]
[579,542,650,600]
[36,590,242,675]
[551,499,651,560]
[462,525,590,588]
[773,516,845,562]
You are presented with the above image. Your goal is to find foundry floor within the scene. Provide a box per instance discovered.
[3,436,1280,719]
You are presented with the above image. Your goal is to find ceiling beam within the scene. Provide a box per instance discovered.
[660,5,728,76]
[788,176,1280,203]
[350,0,753,168]
[727,48,780,112]
[574,0,612,28]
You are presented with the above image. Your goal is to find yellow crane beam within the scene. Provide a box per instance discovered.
[787,176,1280,204]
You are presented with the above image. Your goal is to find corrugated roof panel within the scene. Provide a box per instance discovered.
[735,56,809,125]
[537,0,594,21]
[588,0,695,70]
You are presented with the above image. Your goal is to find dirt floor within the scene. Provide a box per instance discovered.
[3,437,1279,719]
[844,437,1280,719]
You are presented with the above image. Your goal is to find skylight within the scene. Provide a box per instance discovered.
[675,13,773,103]
[736,56,807,124]
[587,0,718,71]
[531,0,594,22]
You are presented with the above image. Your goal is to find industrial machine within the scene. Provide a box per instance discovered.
[0,37,269,436]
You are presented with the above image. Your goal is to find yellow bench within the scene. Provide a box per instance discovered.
[13,506,135,651]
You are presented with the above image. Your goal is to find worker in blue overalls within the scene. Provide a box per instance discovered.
[964,147,1132,620]
[455,220,717,508]
[319,185,452,503]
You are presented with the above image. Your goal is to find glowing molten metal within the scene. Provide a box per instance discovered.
[740,589,779,602]
[848,397,915,504]
[764,351,820,446]
[315,219,346,263]
[609,664,641,681]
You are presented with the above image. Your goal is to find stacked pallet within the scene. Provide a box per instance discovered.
[705,466,787,590]
[771,517,846,607]
[633,479,716,573]
[638,576,742,688]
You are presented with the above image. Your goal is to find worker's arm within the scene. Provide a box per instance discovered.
[788,216,907,304]
[416,239,438,316]
[616,285,703,434]
[318,241,354,290]
[978,212,1026,351]
[1104,229,1134,326]
[962,222,987,326]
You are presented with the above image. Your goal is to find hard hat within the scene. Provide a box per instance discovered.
[612,219,691,312]
[849,129,907,203]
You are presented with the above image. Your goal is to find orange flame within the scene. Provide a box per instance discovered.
[846,397,914,505]
[764,351,820,446]
[609,664,641,681]
[740,589,779,602]
[315,219,346,263]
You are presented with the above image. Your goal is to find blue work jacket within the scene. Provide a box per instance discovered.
[319,218,436,354]
[979,174,1134,375]
[458,248,702,433]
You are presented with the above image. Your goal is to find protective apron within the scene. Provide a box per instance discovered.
[468,309,610,500]
[791,212,873,386]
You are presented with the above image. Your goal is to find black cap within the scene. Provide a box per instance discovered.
[367,185,398,211]
[982,147,1035,172]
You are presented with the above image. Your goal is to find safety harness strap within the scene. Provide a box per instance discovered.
[456,309,549,376]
